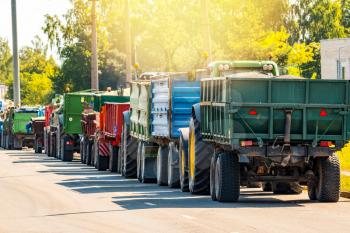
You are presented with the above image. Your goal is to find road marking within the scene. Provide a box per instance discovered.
[144,202,156,206]
[181,214,195,220]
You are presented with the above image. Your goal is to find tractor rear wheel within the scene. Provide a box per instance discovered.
[123,121,137,178]
[315,155,340,202]
[215,152,240,202]
[157,145,169,186]
[168,142,180,188]
[179,135,189,192]
[188,117,214,195]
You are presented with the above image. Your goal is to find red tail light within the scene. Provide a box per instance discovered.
[320,141,334,147]
[249,109,257,116]
[240,140,253,147]
[320,109,328,117]
[66,140,74,145]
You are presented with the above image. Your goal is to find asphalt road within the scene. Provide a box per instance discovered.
[0,148,350,233]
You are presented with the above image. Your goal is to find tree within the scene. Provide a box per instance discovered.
[0,38,12,85]
[288,0,348,43]
[6,37,57,105]
[43,0,125,93]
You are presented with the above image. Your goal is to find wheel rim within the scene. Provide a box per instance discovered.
[189,128,195,182]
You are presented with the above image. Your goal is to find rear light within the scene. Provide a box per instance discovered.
[240,140,253,147]
[320,109,328,117]
[249,109,257,115]
[66,140,74,145]
[319,141,335,148]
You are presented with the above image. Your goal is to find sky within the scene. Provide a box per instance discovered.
[0,0,71,60]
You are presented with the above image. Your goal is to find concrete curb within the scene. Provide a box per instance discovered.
[341,192,350,199]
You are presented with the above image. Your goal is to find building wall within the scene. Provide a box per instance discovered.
[321,38,350,80]
[0,84,7,100]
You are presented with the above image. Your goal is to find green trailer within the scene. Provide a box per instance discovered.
[48,89,130,162]
[2,107,40,150]
[50,91,96,161]
[194,68,346,202]
[178,60,279,194]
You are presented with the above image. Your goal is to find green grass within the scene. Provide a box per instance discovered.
[341,175,350,192]
[337,143,350,192]
[337,144,350,171]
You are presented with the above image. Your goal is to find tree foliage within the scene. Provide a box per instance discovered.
[0,37,12,85]
[5,37,58,105]
[2,0,350,104]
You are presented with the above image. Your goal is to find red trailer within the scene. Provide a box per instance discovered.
[32,117,45,153]
[96,102,130,171]
[44,105,53,156]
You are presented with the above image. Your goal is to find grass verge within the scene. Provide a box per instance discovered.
[337,143,350,192]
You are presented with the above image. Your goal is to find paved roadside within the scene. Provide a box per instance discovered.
[1,148,350,233]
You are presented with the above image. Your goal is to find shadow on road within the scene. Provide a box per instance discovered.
[7,149,349,210]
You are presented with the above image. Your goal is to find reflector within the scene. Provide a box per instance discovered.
[320,109,328,117]
[249,109,257,115]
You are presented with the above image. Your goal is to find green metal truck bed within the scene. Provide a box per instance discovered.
[130,81,152,141]
[200,77,350,146]
[63,92,95,134]
[13,111,38,134]
[93,91,130,112]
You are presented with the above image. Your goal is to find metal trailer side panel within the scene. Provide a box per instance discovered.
[170,80,200,138]
[104,102,130,146]
[13,112,38,134]
[130,81,152,141]
[151,73,202,140]
[201,77,350,145]
[93,93,129,112]
[45,105,53,127]
[151,78,170,137]
[81,112,97,138]
[63,92,95,135]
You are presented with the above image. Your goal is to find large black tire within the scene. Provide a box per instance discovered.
[86,140,93,166]
[61,136,73,162]
[50,132,56,158]
[109,145,119,172]
[210,153,218,201]
[117,146,123,174]
[157,145,169,186]
[188,117,214,195]
[140,142,158,183]
[262,182,272,192]
[315,155,340,202]
[123,121,137,178]
[179,134,189,192]
[308,182,317,201]
[80,139,85,163]
[136,141,143,182]
[215,152,240,202]
[96,155,109,171]
[168,142,180,188]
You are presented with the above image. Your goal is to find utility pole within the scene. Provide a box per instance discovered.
[11,0,20,107]
[125,0,132,83]
[91,0,98,90]
[201,0,212,64]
